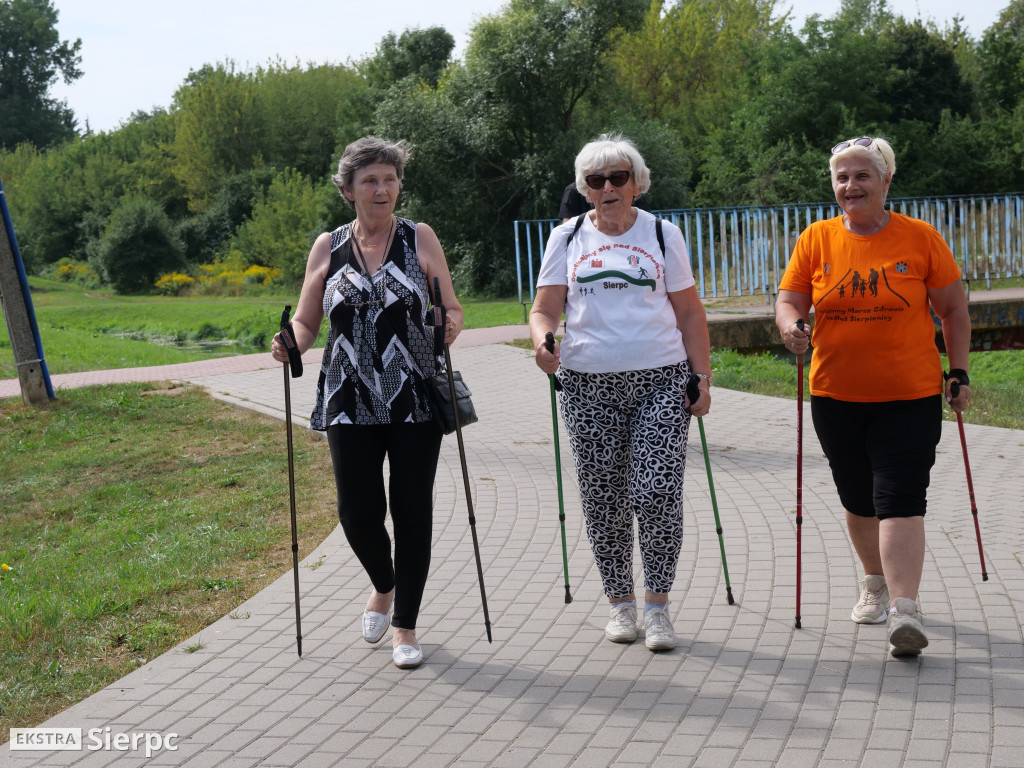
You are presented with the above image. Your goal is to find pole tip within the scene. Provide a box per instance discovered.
[726,588,735,606]
[564,587,573,604]
[795,617,802,629]
[297,636,303,657]
[982,573,989,581]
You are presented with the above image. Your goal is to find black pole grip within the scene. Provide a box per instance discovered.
[280,306,303,378]
[686,373,700,411]
[431,278,446,356]
[544,332,562,391]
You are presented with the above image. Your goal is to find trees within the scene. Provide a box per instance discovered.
[3,4,1024,295]
[375,0,648,293]
[0,0,82,149]
[978,0,1024,110]
[362,27,455,89]
[694,0,986,205]
[612,0,780,148]
[170,63,263,212]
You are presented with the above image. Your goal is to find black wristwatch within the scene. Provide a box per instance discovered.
[943,368,970,386]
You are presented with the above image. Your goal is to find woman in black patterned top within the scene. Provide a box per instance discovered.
[271,137,462,669]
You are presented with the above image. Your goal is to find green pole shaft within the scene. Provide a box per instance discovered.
[698,415,734,604]
[550,374,572,604]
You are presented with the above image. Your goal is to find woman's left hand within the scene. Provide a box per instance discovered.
[687,387,711,418]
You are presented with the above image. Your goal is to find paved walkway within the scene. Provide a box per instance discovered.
[4,325,1024,767]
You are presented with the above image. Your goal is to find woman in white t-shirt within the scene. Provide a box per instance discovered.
[530,133,712,652]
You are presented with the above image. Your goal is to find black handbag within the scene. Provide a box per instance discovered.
[425,370,478,435]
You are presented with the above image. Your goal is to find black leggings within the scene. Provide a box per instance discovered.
[326,421,442,630]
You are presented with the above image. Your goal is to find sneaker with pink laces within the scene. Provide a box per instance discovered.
[851,574,889,624]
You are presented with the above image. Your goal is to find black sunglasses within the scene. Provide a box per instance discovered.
[584,170,631,190]
[831,136,875,154]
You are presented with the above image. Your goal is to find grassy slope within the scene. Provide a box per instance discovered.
[0,383,337,733]
[0,279,527,378]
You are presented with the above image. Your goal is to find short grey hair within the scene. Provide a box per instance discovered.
[332,136,413,209]
[574,133,651,197]
[829,136,896,184]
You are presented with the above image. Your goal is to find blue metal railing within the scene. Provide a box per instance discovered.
[514,193,1024,305]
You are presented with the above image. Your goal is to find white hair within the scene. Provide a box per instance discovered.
[574,133,651,197]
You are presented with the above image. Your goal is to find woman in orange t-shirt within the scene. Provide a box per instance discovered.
[775,136,971,658]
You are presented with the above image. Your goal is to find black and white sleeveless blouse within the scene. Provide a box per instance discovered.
[310,217,441,430]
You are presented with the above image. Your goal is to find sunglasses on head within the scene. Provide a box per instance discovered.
[584,170,631,190]
[831,136,876,154]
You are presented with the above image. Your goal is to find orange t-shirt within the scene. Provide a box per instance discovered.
[778,212,962,402]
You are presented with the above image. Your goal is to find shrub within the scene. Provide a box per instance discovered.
[48,258,101,288]
[187,259,281,296]
[88,198,185,294]
[227,168,327,285]
[154,272,195,296]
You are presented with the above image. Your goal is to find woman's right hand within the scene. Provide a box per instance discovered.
[270,332,289,363]
[535,336,560,375]
[783,319,812,355]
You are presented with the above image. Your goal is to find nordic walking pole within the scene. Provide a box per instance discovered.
[795,317,805,629]
[432,278,493,642]
[279,306,304,657]
[686,376,734,605]
[950,379,988,581]
[544,332,573,604]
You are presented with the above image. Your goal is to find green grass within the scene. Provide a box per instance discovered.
[0,279,527,378]
[0,383,338,732]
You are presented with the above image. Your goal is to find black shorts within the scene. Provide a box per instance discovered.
[810,395,942,520]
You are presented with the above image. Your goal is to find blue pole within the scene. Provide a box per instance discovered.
[0,175,55,400]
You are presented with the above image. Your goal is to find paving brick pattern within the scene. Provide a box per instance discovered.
[4,331,1023,767]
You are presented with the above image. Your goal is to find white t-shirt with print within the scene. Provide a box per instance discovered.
[536,209,695,374]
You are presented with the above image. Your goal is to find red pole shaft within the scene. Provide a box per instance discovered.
[796,353,804,629]
[956,412,988,581]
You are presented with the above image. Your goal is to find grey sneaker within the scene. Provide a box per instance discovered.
[605,601,638,643]
[643,605,677,651]
[852,574,889,624]
[887,597,928,657]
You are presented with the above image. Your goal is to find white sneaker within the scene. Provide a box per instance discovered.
[643,605,677,651]
[605,601,638,643]
[887,598,928,657]
[851,574,889,624]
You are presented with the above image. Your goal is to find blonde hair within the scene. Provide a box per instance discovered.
[829,136,896,183]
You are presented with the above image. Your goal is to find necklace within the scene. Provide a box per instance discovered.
[352,217,396,275]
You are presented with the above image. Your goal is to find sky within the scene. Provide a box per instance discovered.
[50,0,1010,134]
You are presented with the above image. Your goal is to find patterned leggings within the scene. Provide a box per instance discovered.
[558,363,692,599]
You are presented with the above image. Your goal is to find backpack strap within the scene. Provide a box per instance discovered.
[568,213,666,255]
[566,213,586,247]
